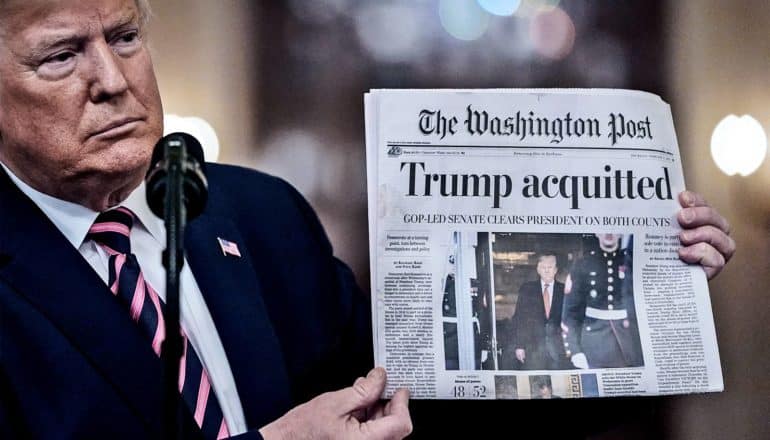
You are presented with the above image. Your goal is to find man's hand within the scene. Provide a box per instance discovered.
[677,191,736,279]
[515,348,526,363]
[259,367,412,440]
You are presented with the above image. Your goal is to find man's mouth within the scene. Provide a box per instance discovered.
[90,117,144,139]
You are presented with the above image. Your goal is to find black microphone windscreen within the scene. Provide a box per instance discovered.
[146,132,209,221]
[149,132,206,174]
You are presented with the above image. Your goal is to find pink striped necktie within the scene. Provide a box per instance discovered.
[88,207,230,439]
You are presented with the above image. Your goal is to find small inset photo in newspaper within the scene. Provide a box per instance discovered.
[494,373,601,399]
[442,232,644,372]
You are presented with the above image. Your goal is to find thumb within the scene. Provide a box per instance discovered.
[331,367,387,415]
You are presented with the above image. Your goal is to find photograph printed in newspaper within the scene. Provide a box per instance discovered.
[364,89,723,400]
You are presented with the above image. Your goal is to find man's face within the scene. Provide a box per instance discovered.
[0,0,162,210]
[597,233,621,252]
[536,255,557,284]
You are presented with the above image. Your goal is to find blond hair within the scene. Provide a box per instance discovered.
[136,0,152,30]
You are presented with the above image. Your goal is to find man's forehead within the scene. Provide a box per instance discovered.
[0,0,140,36]
[538,256,556,265]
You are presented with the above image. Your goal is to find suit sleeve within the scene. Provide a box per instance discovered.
[279,178,373,396]
[511,284,535,351]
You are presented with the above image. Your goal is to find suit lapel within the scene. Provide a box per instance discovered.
[0,169,166,436]
[533,282,547,319]
[185,214,291,429]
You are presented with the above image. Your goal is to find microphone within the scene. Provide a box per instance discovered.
[146,132,208,221]
[144,132,208,440]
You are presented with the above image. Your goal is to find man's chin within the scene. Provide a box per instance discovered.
[62,162,148,210]
[101,146,153,178]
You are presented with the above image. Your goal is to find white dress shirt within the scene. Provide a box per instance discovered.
[2,163,247,435]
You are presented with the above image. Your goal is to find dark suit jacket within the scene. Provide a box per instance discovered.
[509,280,567,370]
[0,164,371,439]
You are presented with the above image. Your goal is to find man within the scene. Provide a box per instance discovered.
[530,376,559,399]
[0,1,410,438]
[509,253,570,370]
[0,0,735,438]
[562,234,641,369]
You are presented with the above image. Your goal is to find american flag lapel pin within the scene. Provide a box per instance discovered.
[217,237,242,257]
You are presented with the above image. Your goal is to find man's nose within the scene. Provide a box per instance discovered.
[88,41,129,102]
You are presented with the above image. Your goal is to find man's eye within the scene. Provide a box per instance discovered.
[114,31,140,46]
[43,52,75,66]
[112,31,141,55]
[36,50,77,78]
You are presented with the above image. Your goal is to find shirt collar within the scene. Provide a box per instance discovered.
[1,162,163,247]
[121,181,165,244]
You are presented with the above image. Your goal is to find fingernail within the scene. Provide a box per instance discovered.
[682,191,692,206]
[680,231,691,241]
[368,367,385,379]
[681,209,694,223]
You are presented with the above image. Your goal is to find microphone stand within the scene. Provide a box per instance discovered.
[148,132,207,440]
[161,141,186,440]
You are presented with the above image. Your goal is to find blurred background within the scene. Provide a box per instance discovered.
[148,1,769,438]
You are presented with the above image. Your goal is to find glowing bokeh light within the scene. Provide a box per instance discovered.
[439,0,491,41]
[529,6,575,60]
[711,115,768,176]
[477,0,521,16]
[355,4,428,63]
[163,114,220,162]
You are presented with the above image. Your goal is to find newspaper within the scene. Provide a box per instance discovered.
[364,89,723,400]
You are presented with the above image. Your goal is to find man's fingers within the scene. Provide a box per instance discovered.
[678,242,726,279]
[678,190,708,208]
[368,403,386,421]
[678,206,731,235]
[384,388,410,418]
[359,388,412,439]
[331,367,387,415]
[677,191,734,279]
[351,407,367,422]
[678,191,731,234]
[679,225,736,262]
[357,388,403,422]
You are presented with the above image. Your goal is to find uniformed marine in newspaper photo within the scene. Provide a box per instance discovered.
[562,234,643,369]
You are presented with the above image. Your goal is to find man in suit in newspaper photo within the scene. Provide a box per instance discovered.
[509,252,571,370]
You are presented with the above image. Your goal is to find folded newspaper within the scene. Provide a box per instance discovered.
[364,89,723,399]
